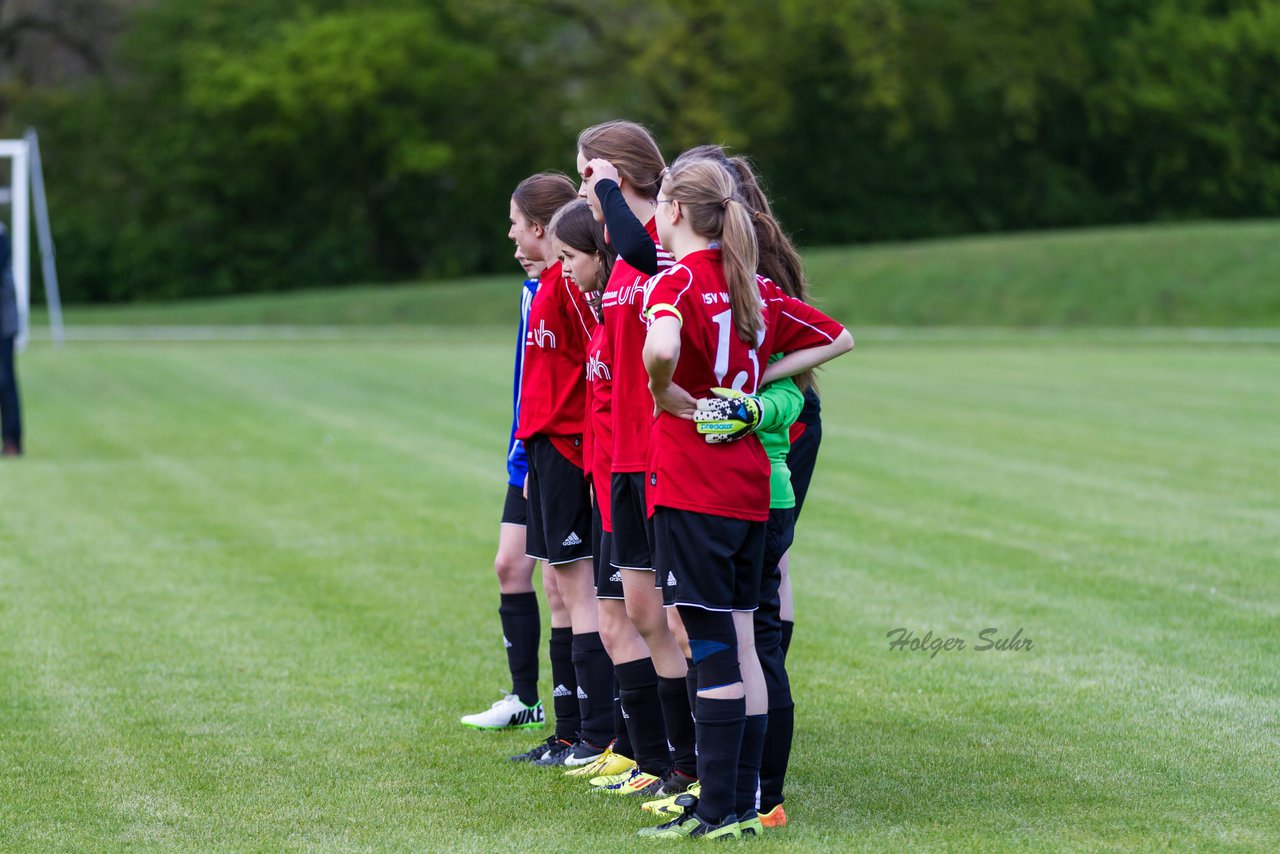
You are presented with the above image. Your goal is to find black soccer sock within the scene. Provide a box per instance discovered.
[612,671,634,759]
[498,592,540,706]
[549,627,579,742]
[781,620,795,659]
[571,632,615,747]
[759,703,794,813]
[735,714,769,817]
[694,696,746,824]
[685,658,698,719]
[658,675,698,779]
[616,658,668,774]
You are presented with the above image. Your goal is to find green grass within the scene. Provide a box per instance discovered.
[30,220,1280,329]
[1,330,1277,851]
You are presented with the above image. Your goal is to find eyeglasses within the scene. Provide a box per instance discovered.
[657,198,674,205]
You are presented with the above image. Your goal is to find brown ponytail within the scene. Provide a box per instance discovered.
[674,146,815,390]
[663,159,762,345]
[512,172,577,228]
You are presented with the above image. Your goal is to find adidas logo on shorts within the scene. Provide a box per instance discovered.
[577,686,589,700]
[562,531,583,547]
[502,635,512,649]
[553,684,572,698]
[609,571,622,583]
[666,572,677,587]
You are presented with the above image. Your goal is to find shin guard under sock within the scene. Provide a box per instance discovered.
[685,658,698,720]
[549,627,579,742]
[658,675,698,778]
[571,632,615,747]
[615,658,668,773]
[735,714,769,817]
[693,695,746,824]
[759,703,794,812]
[498,592,540,706]
[611,671,634,759]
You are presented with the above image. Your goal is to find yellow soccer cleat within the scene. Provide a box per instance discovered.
[592,766,661,795]
[641,781,701,815]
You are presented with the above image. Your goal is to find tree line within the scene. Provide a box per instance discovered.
[6,0,1279,302]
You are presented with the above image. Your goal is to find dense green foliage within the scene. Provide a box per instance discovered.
[12,0,1280,302]
[2,335,1278,850]
[36,221,1280,328]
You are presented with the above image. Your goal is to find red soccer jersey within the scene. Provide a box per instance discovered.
[644,250,846,521]
[584,317,614,530]
[515,261,595,469]
[602,217,675,472]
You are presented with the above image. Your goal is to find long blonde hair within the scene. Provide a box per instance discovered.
[662,159,761,344]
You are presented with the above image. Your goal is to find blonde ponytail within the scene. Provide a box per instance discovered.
[720,197,762,345]
[663,159,762,344]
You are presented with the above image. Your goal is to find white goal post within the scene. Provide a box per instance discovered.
[0,129,63,349]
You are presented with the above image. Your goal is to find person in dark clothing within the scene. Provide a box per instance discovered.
[0,224,22,457]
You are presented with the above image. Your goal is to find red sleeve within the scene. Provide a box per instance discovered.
[644,264,694,325]
[765,289,845,355]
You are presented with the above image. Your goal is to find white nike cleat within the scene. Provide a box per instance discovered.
[459,692,545,730]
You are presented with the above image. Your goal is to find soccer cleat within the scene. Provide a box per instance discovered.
[532,738,575,766]
[759,804,787,828]
[593,766,662,795]
[588,765,642,788]
[737,811,764,837]
[459,692,544,731]
[651,769,697,798]
[508,735,560,763]
[636,795,741,839]
[561,741,607,768]
[641,781,701,815]
[565,747,635,778]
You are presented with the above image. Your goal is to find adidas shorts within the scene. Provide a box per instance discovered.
[524,435,593,566]
[610,471,655,570]
[593,500,623,600]
[500,483,528,526]
[652,507,765,612]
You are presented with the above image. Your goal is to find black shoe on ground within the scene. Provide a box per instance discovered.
[531,738,576,766]
[509,735,561,763]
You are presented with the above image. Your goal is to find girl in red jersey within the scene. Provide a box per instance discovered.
[572,121,698,797]
[507,174,615,766]
[547,200,657,781]
[638,158,852,839]
[580,144,822,822]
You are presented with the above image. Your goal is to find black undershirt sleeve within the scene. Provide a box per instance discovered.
[594,179,658,276]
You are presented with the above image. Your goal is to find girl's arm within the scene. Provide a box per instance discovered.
[760,330,854,387]
[644,315,695,418]
[586,159,659,276]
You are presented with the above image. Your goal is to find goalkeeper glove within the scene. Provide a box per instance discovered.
[694,387,762,443]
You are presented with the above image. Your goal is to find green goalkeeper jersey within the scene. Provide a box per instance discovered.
[755,355,805,509]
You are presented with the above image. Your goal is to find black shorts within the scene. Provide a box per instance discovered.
[652,507,765,612]
[501,483,528,526]
[524,435,593,565]
[787,415,823,524]
[593,500,624,599]
[610,471,655,570]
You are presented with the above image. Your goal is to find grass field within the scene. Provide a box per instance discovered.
[30,220,1280,329]
[1,328,1277,851]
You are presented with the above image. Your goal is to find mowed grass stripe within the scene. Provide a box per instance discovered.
[0,335,1277,851]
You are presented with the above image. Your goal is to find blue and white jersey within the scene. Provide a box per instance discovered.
[507,277,539,487]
